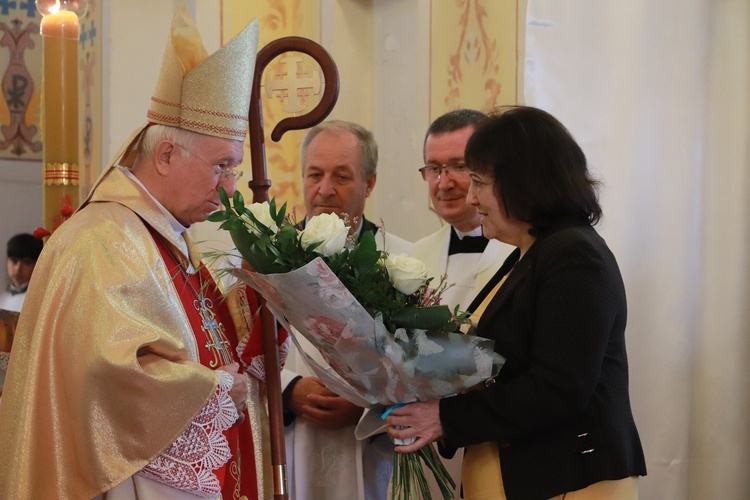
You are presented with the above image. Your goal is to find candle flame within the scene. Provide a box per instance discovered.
[49,0,61,15]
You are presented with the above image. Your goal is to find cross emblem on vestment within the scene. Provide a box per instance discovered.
[195,297,233,368]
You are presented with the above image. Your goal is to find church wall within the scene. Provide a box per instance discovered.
[0,164,42,291]
[192,1,523,249]
[371,0,436,240]
[0,0,525,288]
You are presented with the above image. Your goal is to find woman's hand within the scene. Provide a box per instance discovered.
[385,399,444,453]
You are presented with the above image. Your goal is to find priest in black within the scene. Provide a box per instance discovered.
[412,109,513,321]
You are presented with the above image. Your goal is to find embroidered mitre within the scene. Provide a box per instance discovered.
[100,5,258,177]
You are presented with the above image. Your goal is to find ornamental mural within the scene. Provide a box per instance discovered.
[430,0,525,119]
[220,0,525,216]
[0,0,101,197]
[0,0,42,160]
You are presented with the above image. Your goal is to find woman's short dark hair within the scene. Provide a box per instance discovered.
[465,106,602,236]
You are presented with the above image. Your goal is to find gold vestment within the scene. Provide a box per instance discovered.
[0,167,269,499]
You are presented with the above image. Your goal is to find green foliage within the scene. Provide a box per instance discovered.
[213,188,465,499]
[211,188,462,331]
[390,306,453,331]
[391,443,456,500]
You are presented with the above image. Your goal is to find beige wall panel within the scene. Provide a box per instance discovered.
[79,0,103,198]
[370,0,432,240]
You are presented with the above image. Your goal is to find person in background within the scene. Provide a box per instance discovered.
[0,233,43,313]
[386,106,647,499]
[412,109,512,312]
[300,120,411,249]
[0,7,286,499]
[411,109,513,496]
[282,120,411,500]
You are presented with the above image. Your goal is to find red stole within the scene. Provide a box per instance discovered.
[153,231,258,500]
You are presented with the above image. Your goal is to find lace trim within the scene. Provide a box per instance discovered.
[0,352,9,372]
[137,371,239,497]
[279,336,290,371]
[239,333,291,382]
[262,337,290,380]
[244,341,265,381]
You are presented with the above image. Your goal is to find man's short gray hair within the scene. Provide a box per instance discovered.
[137,125,204,159]
[300,120,378,178]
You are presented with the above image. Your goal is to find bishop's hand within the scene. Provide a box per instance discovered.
[218,362,248,421]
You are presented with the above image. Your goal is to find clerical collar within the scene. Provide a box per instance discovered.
[454,226,483,239]
[120,166,190,256]
[7,282,28,296]
[448,226,488,255]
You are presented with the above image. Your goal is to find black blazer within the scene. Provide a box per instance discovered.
[439,223,646,499]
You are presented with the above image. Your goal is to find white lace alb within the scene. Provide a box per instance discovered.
[137,370,239,497]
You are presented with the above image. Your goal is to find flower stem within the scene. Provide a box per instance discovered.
[391,444,455,499]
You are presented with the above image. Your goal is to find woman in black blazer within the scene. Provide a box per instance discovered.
[386,106,646,499]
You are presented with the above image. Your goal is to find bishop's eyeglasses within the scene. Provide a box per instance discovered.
[175,143,244,182]
[419,162,469,182]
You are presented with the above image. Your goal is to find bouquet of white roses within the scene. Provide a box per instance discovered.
[208,189,504,499]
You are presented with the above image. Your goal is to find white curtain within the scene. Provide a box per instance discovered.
[524,1,750,498]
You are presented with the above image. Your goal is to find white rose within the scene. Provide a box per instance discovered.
[241,202,278,236]
[300,213,349,256]
[384,253,429,295]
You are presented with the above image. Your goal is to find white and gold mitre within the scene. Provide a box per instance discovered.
[147,5,258,141]
[85,6,259,205]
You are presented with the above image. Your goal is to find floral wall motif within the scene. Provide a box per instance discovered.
[0,2,42,160]
[222,0,320,217]
[0,0,101,193]
[430,0,524,119]
[218,0,524,229]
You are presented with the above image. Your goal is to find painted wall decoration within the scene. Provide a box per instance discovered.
[0,1,42,160]
[430,0,525,119]
[219,0,524,216]
[222,0,321,217]
[78,0,101,196]
[0,0,101,196]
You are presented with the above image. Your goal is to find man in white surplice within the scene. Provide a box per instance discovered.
[410,109,514,497]
[280,120,412,500]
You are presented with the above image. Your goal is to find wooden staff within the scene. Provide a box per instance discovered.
[247,37,339,500]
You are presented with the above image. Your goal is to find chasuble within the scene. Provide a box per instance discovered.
[0,167,280,499]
